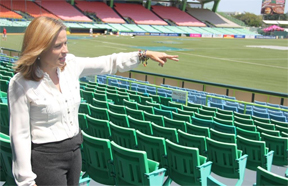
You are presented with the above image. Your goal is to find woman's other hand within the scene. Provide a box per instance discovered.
[146,51,179,67]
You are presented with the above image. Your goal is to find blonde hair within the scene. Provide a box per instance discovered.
[14,16,66,81]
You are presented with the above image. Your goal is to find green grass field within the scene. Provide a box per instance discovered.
[1,34,288,93]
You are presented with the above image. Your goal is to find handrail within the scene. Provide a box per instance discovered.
[106,76,189,105]
[205,95,288,114]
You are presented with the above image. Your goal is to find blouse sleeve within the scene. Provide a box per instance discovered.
[68,51,140,77]
[8,78,36,186]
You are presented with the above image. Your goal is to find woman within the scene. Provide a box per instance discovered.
[8,16,178,186]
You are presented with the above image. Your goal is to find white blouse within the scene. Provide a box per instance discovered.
[8,52,140,186]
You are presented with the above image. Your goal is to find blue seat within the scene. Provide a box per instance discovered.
[210,102,224,110]
[237,107,253,115]
[158,92,167,97]
[269,114,287,122]
[118,83,129,89]
[223,105,238,112]
[253,110,270,119]
[195,96,206,105]
[188,95,197,103]
[268,109,283,116]
[253,106,268,113]
[225,101,239,107]
[266,102,280,108]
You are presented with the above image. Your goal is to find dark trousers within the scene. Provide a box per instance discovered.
[31,132,82,186]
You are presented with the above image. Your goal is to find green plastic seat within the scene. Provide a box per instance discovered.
[187,102,202,108]
[234,121,257,131]
[139,95,153,105]
[202,105,218,112]
[237,135,273,171]
[210,128,236,143]
[186,122,210,137]
[79,102,91,115]
[151,122,178,143]
[191,116,213,128]
[164,139,223,186]
[92,98,109,109]
[129,93,142,103]
[81,89,95,104]
[153,106,173,119]
[261,133,288,166]
[194,113,213,121]
[257,126,280,137]
[254,120,275,130]
[163,117,187,132]
[171,112,192,123]
[126,107,144,120]
[271,119,288,128]
[144,111,164,126]
[182,105,199,113]
[159,96,173,106]
[137,103,155,114]
[109,122,137,149]
[199,108,216,117]
[217,109,233,115]
[176,109,195,117]
[81,131,115,185]
[106,92,119,104]
[213,117,234,126]
[123,99,138,109]
[281,131,288,137]
[215,112,234,120]
[168,101,183,110]
[111,141,166,186]
[84,87,96,92]
[236,127,261,141]
[128,116,153,135]
[233,112,251,119]
[0,80,9,92]
[252,115,271,123]
[234,116,254,125]
[149,94,161,103]
[78,113,88,133]
[95,89,106,95]
[89,105,109,120]
[96,83,107,88]
[255,166,288,186]
[0,103,9,135]
[146,101,161,109]
[213,121,236,134]
[0,133,17,185]
[108,103,126,115]
[276,125,288,133]
[126,89,138,95]
[93,92,108,102]
[206,138,248,186]
[117,94,130,105]
[136,130,167,170]
[108,110,129,127]
[161,105,178,113]
[86,115,111,139]
[177,129,207,156]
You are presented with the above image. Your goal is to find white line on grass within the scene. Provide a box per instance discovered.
[175,51,288,70]
[228,58,288,61]
[100,45,127,50]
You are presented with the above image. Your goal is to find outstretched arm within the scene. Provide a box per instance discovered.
[145,51,179,67]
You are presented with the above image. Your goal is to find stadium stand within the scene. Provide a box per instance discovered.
[114,3,167,25]
[0,0,58,19]
[38,0,92,22]
[0,5,22,19]
[74,1,125,24]
[151,5,206,27]
[187,8,241,28]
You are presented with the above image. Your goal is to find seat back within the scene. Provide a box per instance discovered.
[186,122,210,137]
[234,116,254,125]
[79,102,91,115]
[172,112,192,123]
[233,112,251,119]
[261,133,288,166]
[0,132,16,185]
[81,89,95,104]
[177,129,207,156]
[206,138,242,179]
[257,126,280,137]
[191,116,213,128]
[234,121,257,132]
[92,98,109,109]
[108,104,126,115]
[78,113,88,132]
[161,105,178,113]
[143,111,164,126]
[151,122,178,143]
[168,101,183,110]
[210,128,236,143]
[126,107,144,120]
[123,99,138,109]
[237,135,273,171]
[213,121,236,134]
[213,117,234,126]
[82,131,115,185]
[154,107,173,119]
[136,130,167,169]
[128,116,153,135]
[0,103,9,135]
[236,127,261,141]
[163,117,186,132]
[89,105,109,120]
[108,110,129,127]
[111,141,165,186]
[255,166,288,186]
[86,115,111,139]
[165,139,210,185]
[109,122,137,149]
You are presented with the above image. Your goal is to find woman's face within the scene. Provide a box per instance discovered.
[40,29,68,70]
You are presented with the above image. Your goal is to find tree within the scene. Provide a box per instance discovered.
[233,12,263,27]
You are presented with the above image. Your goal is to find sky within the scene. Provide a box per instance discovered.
[217,0,288,15]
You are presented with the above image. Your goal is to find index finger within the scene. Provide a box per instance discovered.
[166,55,179,61]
